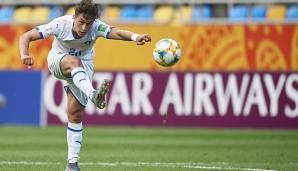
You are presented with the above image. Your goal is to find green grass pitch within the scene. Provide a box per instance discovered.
[0,126,297,171]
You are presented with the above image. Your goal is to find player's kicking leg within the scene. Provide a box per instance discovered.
[65,91,84,171]
[60,55,109,109]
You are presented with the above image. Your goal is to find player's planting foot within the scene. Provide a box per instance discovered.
[91,79,109,109]
[65,162,80,171]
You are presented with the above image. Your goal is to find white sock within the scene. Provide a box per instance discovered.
[71,67,95,99]
[67,122,83,163]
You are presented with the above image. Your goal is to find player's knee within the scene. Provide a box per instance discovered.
[62,56,82,70]
[67,56,83,69]
[72,116,82,123]
[61,56,83,76]
[68,108,83,123]
[69,114,82,123]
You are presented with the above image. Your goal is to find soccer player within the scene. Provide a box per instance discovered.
[19,0,151,170]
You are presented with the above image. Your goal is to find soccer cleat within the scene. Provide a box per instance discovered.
[65,162,80,171]
[91,79,109,109]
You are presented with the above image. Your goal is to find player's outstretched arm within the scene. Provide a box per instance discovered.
[19,29,42,66]
[107,28,151,45]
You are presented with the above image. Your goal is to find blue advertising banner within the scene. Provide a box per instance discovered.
[0,71,44,126]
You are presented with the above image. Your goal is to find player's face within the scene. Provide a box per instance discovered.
[73,14,95,37]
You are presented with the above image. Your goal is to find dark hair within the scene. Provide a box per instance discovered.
[75,0,99,20]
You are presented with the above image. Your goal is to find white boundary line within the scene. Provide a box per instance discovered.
[0,161,278,171]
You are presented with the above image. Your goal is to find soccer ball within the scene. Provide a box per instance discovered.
[153,38,182,67]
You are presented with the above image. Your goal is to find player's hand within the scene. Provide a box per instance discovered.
[136,34,151,45]
[21,55,34,66]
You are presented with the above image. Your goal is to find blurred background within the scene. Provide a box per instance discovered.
[0,0,297,127]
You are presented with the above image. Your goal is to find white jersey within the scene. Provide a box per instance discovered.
[36,15,112,61]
